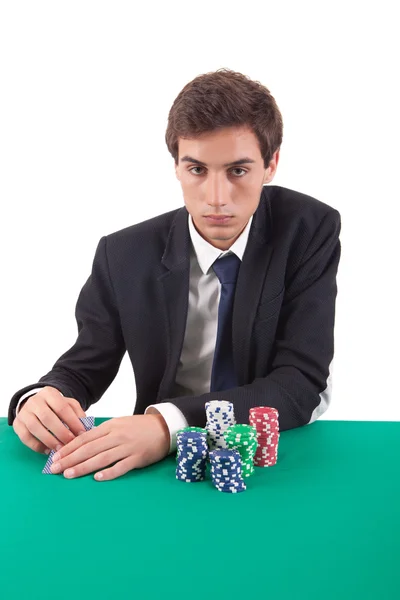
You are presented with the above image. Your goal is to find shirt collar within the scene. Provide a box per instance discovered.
[188,212,254,275]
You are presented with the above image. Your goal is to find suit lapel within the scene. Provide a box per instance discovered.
[156,207,191,401]
[233,189,273,384]
[156,186,273,399]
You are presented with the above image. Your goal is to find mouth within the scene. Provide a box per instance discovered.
[204,215,233,225]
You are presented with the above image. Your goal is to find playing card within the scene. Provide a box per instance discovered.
[42,416,95,474]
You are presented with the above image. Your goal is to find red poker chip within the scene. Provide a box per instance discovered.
[255,454,278,462]
[255,451,277,459]
[251,422,279,431]
[256,448,278,455]
[250,413,278,420]
[256,449,277,456]
[250,425,279,433]
[256,435,279,443]
[256,452,277,459]
[256,428,279,434]
[250,422,278,430]
[255,451,276,458]
[256,440,279,448]
[250,408,279,418]
[250,415,278,420]
[254,453,278,461]
[250,412,278,418]
[251,425,279,433]
[256,437,279,446]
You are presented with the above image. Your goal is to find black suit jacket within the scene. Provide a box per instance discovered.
[8,185,341,432]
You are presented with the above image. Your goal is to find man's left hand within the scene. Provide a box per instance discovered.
[50,414,170,481]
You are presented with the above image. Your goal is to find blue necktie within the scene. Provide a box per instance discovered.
[210,254,241,392]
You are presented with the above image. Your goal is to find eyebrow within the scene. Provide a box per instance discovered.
[180,155,256,167]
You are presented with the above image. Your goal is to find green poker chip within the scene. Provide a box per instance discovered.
[177,426,207,436]
[223,434,258,477]
[225,424,257,436]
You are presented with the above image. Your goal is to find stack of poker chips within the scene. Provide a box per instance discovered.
[205,400,236,450]
[249,407,280,467]
[209,449,246,493]
[223,424,258,478]
[176,428,208,482]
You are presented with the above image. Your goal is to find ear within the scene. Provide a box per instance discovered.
[263,149,280,183]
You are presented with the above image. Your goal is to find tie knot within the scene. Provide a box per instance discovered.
[212,253,241,284]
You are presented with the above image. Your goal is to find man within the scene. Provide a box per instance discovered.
[8,68,341,482]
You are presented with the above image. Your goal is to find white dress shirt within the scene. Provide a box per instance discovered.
[16,212,254,454]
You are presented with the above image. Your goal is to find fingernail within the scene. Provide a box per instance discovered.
[51,463,61,473]
[45,449,51,455]
[53,452,60,461]
[56,444,63,451]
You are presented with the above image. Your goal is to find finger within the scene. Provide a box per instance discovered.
[32,404,79,446]
[60,448,123,479]
[52,423,107,462]
[13,418,52,455]
[45,397,87,438]
[52,435,119,472]
[69,399,87,419]
[95,456,137,481]
[18,410,70,450]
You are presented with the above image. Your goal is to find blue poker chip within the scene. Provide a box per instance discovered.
[177,431,207,441]
[214,484,246,493]
[176,467,205,475]
[212,478,244,487]
[176,433,208,482]
[211,470,242,479]
[208,448,246,493]
[176,476,205,483]
[177,444,208,451]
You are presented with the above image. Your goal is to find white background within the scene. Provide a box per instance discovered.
[1,1,398,421]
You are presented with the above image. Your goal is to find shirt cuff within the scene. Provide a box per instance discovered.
[145,402,189,454]
[16,387,52,415]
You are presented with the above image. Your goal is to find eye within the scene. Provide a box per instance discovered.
[188,167,247,177]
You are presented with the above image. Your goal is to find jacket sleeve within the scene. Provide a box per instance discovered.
[164,209,342,432]
[8,236,126,425]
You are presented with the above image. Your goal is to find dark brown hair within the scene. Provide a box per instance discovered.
[165,68,283,169]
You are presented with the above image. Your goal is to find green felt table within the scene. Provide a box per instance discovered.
[1,417,399,599]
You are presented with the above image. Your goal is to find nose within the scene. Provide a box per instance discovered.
[206,173,230,207]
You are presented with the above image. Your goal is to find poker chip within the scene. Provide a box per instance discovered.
[177,427,208,436]
[176,429,208,482]
[172,405,282,490]
[249,406,280,467]
[209,449,246,493]
[205,400,236,450]
[223,424,258,477]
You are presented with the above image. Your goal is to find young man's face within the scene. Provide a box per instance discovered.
[175,125,279,251]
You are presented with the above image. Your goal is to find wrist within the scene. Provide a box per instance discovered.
[149,412,170,455]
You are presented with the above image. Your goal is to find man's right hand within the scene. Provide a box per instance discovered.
[13,386,88,455]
